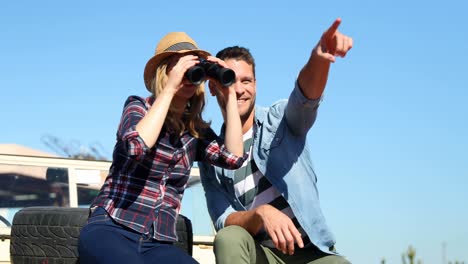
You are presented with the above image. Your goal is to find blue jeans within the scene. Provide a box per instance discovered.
[78,207,198,264]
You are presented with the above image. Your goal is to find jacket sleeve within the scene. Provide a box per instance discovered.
[198,161,237,231]
[284,81,323,137]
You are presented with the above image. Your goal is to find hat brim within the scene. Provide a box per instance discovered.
[144,49,211,92]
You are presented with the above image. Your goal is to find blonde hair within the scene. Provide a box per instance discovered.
[150,60,210,138]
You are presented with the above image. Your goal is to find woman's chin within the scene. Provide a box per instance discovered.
[176,85,198,99]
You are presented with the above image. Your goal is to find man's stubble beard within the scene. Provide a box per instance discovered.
[240,96,256,125]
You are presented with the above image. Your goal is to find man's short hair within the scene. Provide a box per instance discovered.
[216,46,256,77]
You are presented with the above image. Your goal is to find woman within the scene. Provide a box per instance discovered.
[78,32,246,264]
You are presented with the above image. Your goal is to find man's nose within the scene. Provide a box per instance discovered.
[233,80,244,94]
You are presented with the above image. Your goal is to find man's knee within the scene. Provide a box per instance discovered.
[214,226,259,264]
[313,255,352,264]
[214,225,253,247]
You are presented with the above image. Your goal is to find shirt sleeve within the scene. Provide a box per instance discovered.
[284,80,323,137]
[116,96,151,158]
[196,127,248,169]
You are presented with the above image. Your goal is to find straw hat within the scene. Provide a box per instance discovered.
[143,32,211,92]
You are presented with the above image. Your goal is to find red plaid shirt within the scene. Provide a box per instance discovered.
[92,96,246,241]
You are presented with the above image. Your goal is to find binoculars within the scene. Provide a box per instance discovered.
[185,59,236,87]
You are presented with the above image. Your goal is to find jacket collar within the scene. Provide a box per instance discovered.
[254,105,267,126]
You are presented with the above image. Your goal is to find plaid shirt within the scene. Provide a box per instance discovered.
[92,95,246,242]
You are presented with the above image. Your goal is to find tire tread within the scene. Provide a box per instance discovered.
[10,206,193,263]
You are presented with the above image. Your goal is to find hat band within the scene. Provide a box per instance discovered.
[164,42,198,52]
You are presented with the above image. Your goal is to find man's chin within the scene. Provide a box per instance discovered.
[239,110,254,124]
[238,99,255,123]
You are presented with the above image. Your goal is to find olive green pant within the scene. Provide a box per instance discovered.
[213,226,351,264]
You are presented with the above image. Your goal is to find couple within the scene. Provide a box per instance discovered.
[78,18,353,264]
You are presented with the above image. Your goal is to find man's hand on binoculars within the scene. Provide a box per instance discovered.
[206,56,232,95]
[206,56,240,116]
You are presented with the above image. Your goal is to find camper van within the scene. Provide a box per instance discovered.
[0,150,215,263]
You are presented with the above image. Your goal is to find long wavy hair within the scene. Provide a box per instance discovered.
[149,59,210,139]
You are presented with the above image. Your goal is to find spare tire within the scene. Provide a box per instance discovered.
[174,214,193,256]
[10,207,193,263]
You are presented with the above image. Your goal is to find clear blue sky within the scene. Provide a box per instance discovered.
[1,1,467,263]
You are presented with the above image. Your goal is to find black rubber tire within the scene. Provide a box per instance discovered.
[10,206,193,263]
[175,214,193,256]
[10,207,88,264]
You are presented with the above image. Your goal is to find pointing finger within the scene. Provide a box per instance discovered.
[325,18,342,38]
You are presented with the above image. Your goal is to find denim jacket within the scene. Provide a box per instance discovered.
[198,82,336,254]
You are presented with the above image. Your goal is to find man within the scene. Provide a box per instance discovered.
[198,18,353,264]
